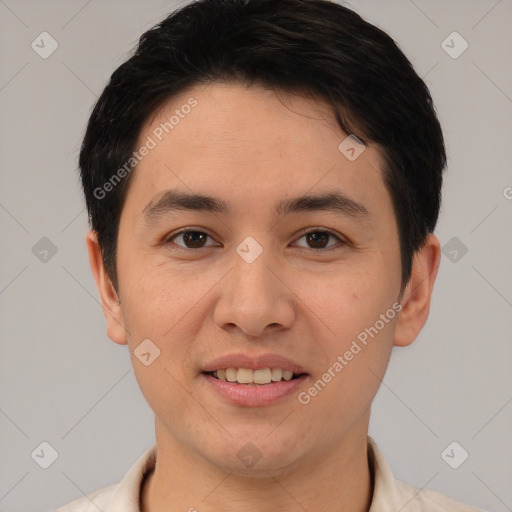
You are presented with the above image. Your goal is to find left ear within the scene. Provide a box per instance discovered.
[393,233,441,347]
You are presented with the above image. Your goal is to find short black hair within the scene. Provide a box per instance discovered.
[79,0,446,296]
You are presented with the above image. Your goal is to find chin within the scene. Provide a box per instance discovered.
[200,435,305,477]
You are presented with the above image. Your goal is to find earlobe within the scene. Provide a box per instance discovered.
[393,234,441,348]
[86,230,128,345]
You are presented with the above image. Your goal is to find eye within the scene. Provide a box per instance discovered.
[165,229,217,249]
[293,229,344,250]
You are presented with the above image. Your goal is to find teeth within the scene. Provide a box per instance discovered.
[282,370,293,381]
[253,368,272,384]
[225,367,237,382]
[212,367,299,384]
[271,368,283,381]
[237,368,253,384]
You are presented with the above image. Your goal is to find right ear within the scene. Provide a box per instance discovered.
[86,230,128,345]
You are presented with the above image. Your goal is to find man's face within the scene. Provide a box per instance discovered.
[112,83,403,474]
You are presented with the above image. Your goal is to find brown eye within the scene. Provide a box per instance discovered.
[168,230,214,248]
[294,230,343,249]
[306,232,330,249]
[182,232,207,248]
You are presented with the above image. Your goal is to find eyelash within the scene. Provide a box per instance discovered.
[163,227,347,251]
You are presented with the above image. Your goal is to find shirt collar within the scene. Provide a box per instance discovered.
[367,435,403,510]
[106,444,156,512]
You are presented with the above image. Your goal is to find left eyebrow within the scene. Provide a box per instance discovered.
[275,192,369,219]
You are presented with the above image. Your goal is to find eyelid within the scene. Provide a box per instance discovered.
[164,227,219,248]
[163,226,348,250]
[291,227,348,249]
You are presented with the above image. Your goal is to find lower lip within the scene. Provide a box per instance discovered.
[201,373,309,407]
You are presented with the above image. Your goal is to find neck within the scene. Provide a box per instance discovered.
[141,420,373,512]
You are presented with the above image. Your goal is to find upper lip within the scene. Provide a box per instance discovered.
[202,353,307,374]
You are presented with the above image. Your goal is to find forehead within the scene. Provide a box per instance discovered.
[127,82,389,215]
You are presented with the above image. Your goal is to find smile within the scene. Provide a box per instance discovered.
[207,367,303,385]
[202,370,309,407]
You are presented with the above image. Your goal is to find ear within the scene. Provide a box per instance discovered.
[393,233,441,347]
[86,230,128,345]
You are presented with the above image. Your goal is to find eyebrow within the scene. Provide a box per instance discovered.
[142,190,230,224]
[142,189,370,224]
[275,192,369,218]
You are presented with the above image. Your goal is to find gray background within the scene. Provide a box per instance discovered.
[0,0,511,510]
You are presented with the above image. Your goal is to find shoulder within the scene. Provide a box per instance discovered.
[393,479,483,511]
[52,484,117,512]
[52,445,156,512]
[367,437,483,511]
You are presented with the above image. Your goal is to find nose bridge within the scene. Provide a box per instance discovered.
[213,236,295,335]
[234,245,274,301]
[232,238,278,310]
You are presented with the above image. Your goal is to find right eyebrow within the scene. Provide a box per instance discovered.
[142,189,230,225]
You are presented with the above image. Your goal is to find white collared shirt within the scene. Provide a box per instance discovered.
[54,437,482,511]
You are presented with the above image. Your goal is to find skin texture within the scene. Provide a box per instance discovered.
[87,82,441,512]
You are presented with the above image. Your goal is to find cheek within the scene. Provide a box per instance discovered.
[122,270,210,408]
[293,263,398,411]
[295,264,397,343]
[119,262,207,340]
[297,275,396,430]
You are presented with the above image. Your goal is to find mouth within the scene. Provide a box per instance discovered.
[201,369,309,407]
[204,367,306,385]
[200,354,309,406]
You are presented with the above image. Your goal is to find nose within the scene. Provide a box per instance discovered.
[213,246,296,338]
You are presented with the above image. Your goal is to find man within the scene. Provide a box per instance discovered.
[55,0,482,510]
